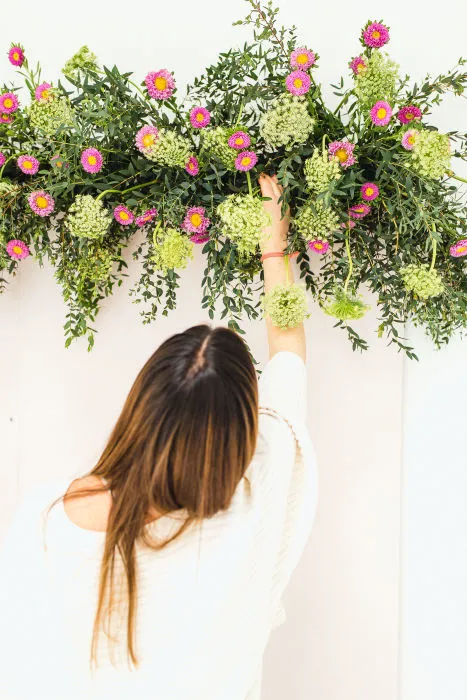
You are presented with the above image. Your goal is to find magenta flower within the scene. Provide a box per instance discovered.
[182,206,210,234]
[228,131,251,150]
[185,156,199,176]
[290,47,316,70]
[401,129,418,151]
[340,221,356,230]
[145,69,175,100]
[349,204,371,219]
[113,205,134,226]
[361,182,379,201]
[349,55,367,75]
[370,100,392,126]
[328,141,356,168]
[362,22,390,48]
[190,233,210,244]
[307,238,329,254]
[6,239,30,260]
[136,208,158,227]
[397,105,422,124]
[135,125,159,154]
[34,82,53,102]
[51,154,69,170]
[17,155,39,175]
[285,70,311,96]
[450,239,467,258]
[0,152,5,167]
[8,46,24,67]
[0,113,13,124]
[81,148,103,174]
[28,190,55,217]
[189,106,211,128]
[0,92,19,114]
[235,150,258,172]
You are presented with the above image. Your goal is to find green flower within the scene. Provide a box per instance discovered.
[62,46,99,80]
[324,287,370,321]
[217,194,271,257]
[77,247,113,282]
[294,201,340,241]
[66,195,112,240]
[410,130,451,179]
[400,263,444,299]
[354,52,399,108]
[304,148,341,193]
[202,126,237,170]
[151,227,194,272]
[262,283,309,329]
[145,129,191,168]
[259,93,315,149]
[28,93,74,135]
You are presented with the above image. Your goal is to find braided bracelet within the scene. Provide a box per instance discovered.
[260,251,299,262]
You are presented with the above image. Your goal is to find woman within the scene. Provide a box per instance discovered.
[0,174,317,700]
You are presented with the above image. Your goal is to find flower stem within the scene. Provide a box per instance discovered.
[448,170,467,184]
[343,226,353,294]
[429,237,437,271]
[0,155,14,179]
[96,177,161,202]
[246,171,253,196]
[235,102,244,126]
[285,253,290,285]
[322,133,328,157]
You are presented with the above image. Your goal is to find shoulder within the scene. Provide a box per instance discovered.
[63,475,112,532]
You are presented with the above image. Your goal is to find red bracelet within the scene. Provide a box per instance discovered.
[260,251,299,262]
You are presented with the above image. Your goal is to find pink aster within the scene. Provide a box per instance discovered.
[135,125,159,154]
[0,92,19,114]
[235,150,258,172]
[328,141,356,168]
[397,105,422,124]
[145,69,175,100]
[349,55,367,75]
[290,47,316,70]
[307,238,329,254]
[190,233,210,244]
[185,156,199,176]
[6,239,30,260]
[361,182,379,201]
[0,113,13,124]
[0,152,5,167]
[17,155,39,175]
[27,190,55,217]
[81,147,103,174]
[285,70,311,96]
[401,129,418,151]
[182,206,210,235]
[370,100,392,126]
[450,239,467,258]
[8,46,24,67]
[135,208,158,228]
[228,131,251,150]
[113,205,134,226]
[362,22,390,48]
[340,220,356,230]
[189,106,211,129]
[349,204,371,219]
[51,154,69,169]
[34,82,53,102]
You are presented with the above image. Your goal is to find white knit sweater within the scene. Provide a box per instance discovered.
[0,351,317,700]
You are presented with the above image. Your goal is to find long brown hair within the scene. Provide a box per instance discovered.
[48,324,259,669]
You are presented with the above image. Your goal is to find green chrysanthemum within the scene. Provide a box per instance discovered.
[66,195,112,240]
[262,283,309,329]
[217,193,271,256]
[62,46,99,80]
[400,263,444,299]
[354,51,399,108]
[77,247,113,282]
[259,93,315,150]
[294,201,340,241]
[151,227,194,272]
[202,126,237,170]
[410,130,451,179]
[28,92,74,135]
[145,129,191,168]
[304,148,341,193]
[324,287,370,321]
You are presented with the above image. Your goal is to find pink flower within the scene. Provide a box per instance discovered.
[0,113,13,124]
[362,22,390,48]
[340,221,356,230]
[450,239,467,258]
[6,239,30,260]
[136,208,158,227]
[328,141,356,168]
[361,182,379,201]
[397,105,422,124]
[182,206,210,235]
[307,238,329,254]
[81,147,103,174]
[285,70,311,96]
[189,107,211,128]
[8,46,24,67]
[113,205,134,226]
[0,92,19,114]
[349,55,367,75]
[235,150,258,172]
[185,156,199,176]
[290,47,316,70]
[349,204,371,219]
[401,129,418,151]
[228,131,251,150]
[28,190,55,217]
[34,82,53,102]
[370,100,392,126]
[51,154,69,170]
[135,125,159,154]
[17,155,39,175]
[190,233,210,244]
[145,69,175,100]
[0,152,5,167]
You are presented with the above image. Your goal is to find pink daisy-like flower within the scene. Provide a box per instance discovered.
[307,238,329,254]
[185,156,199,176]
[349,204,371,219]
[6,239,30,260]
[235,150,258,172]
[0,92,19,114]
[285,70,311,96]
[81,147,103,174]
[189,106,211,129]
[328,141,356,168]
[0,152,5,167]
[135,125,159,154]
[401,129,419,151]
[0,113,13,124]
[17,155,39,175]
[290,47,316,70]
[34,82,53,102]
[340,221,356,230]
[349,55,367,75]
[145,69,175,100]
[228,131,251,150]
[397,105,422,125]
[113,205,134,226]
[8,46,24,67]
[362,22,390,48]
[450,239,467,258]
[28,190,55,217]
[370,100,392,126]
[182,206,210,235]
[361,182,379,201]
[51,154,69,170]
[190,233,210,244]
[135,208,158,228]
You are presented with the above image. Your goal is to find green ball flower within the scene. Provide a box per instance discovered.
[410,130,451,179]
[202,126,237,170]
[28,93,74,135]
[259,94,315,150]
[262,283,309,329]
[400,263,444,299]
[66,195,112,240]
[217,193,271,257]
[304,148,341,193]
[324,287,370,321]
[62,46,98,80]
[77,247,113,282]
[354,51,399,108]
[145,129,191,168]
[294,201,340,241]
[152,227,194,272]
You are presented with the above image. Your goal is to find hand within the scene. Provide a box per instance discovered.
[258,173,290,254]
